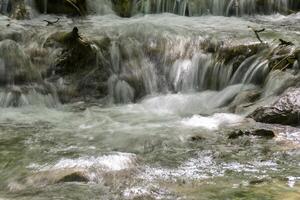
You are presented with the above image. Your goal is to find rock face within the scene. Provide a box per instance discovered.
[45,28,111,102]
[248,87,300,126]
[10,0,29,19]
[35,0,86,15]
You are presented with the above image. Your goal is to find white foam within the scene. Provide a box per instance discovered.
[29,153,136,172]
[79,124,95,129]
[140,151,223,181]
[287,176,300,188]
[123,187,150,199]
[181,113,244,130]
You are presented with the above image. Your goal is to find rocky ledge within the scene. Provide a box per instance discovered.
[248,87,300,126]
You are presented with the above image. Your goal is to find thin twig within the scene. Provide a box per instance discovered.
[279,38,294,46]
[248,26,265,43]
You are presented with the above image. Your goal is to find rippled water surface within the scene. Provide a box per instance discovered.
[1,94,300,199]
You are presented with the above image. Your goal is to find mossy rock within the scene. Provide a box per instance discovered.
[217,43,269,64]
[112,0,134,17]
[10,0,29,19]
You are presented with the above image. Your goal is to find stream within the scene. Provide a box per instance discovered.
[0,1,300,199]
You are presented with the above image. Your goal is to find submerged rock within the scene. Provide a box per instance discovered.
[228,128,275,139]
[26,168,89,186]
[56,171,89,183]
[248,87,300,126]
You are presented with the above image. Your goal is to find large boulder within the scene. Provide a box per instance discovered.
[248,87,300,126]
[45,27,97,75]
[45,28,111,102]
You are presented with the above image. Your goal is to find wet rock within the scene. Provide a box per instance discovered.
[26,168,89,186]
[249,178,271,185]
[295,49,300,66]
[0,84,59,107]
[10,0,29,19]
[217,43,268,64]
[248,87,300,126]
[189,135,205,142]
[46,28,111,102]
[0,39,41,85]
[228,129,275,139]
[50,27,97,75]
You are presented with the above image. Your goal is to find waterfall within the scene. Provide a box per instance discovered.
[0,0,9,14]
[86,0,114,15]
[43,0,47,13]
[132,0,292,16]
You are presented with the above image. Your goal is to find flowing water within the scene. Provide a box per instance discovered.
[0,1,300,199]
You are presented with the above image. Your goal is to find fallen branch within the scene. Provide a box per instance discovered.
[248,26,265,43]
[43,18,60,26]
[279,38,294,46]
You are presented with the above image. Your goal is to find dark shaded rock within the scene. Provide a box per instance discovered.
[35,0,86,16]
[248,87,300,126]
[249,178,271,185]
[228,129,275,139]
[56,171,89,183]
[190,135,205,142]
[49,27,97,75]
[111,0,134,17]
[45,29,111,103]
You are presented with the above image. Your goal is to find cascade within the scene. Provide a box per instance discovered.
[0,1,300,199]
[0,0,9,14]
[86,0,114,14]
[102,33,292,104]
[43,0,47,13]
[132,0,292,16]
